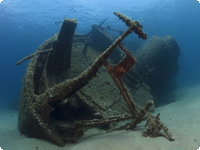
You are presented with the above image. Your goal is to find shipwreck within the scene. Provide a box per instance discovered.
[17,12,179,146]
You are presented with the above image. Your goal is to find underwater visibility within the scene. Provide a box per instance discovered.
[0,0,200,150]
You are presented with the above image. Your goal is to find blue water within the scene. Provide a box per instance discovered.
[0,0,200,109]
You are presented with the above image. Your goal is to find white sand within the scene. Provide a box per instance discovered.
[1,84,200,150]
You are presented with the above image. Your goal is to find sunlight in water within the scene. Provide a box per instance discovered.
[0,0,3,3]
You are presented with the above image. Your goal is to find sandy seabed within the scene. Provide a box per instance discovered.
[1,84,200,150]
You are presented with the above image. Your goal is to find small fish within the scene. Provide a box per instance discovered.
[55,21,62,25]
